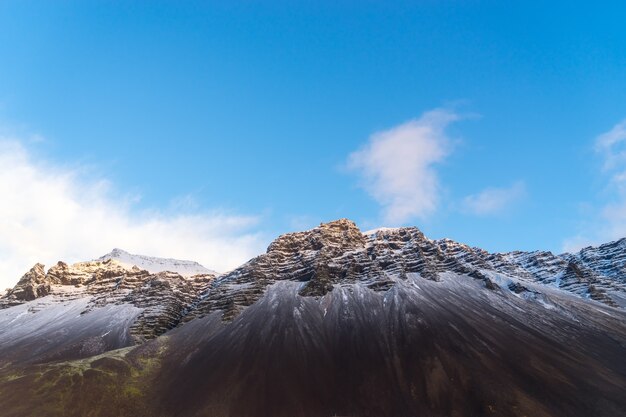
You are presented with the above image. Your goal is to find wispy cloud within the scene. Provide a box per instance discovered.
[0,139,266,289]
[562,119,626,252]
[461,181,526,216]
[347,109,460,224]
[595,119,626,173]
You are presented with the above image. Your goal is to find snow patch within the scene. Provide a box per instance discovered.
[363,227,401,236]
[98,248,217,277]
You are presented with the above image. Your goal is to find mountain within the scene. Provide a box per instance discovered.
[98,248,218,276]
[1,219,625,417]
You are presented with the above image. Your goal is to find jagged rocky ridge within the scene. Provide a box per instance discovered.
[1,219,626,417]
[1,257,215,348]
[188,220,626,320]
[2,220,626,340]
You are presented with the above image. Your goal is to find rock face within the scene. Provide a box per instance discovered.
[0,220,625,417]
[0,257,216,351]
[3,263,50,303]
[185,219,626,322]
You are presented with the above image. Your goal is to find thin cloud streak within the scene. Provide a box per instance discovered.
[563,119,626,252]
[595,119,626,172]
[462,181,526,216]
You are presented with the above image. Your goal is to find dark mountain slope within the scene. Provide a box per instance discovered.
[156,276,626,417]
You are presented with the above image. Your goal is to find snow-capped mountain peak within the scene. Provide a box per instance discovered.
[97,248,217,277]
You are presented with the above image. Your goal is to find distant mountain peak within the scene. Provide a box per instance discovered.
[97,248,217,277]
[108,248,130,257]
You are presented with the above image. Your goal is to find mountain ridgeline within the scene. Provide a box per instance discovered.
[1,219,625,417]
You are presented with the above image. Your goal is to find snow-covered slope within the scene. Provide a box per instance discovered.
[501,244,626,308]
[0,257,216,363]
[97,248,217,276]
[0,294,141,366]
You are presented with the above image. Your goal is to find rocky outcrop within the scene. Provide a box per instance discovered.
[0,258,217,343]
[2,263,51,303]
[185,220,503,321]
[184,219,626,321]
[502,250,625,308]
[124,272,214,342]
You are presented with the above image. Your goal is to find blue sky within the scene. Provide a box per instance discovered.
[1,1,625,284]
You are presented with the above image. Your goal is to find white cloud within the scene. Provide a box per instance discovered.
[461,181,526,216]
[595,119,626,172]
[562,119,626,252]
[0,140,266,289]
[347,109,459,224]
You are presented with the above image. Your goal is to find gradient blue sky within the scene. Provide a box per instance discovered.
[1,1,626,282]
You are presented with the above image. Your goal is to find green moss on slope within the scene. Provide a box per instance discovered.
[0,339,169,417]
